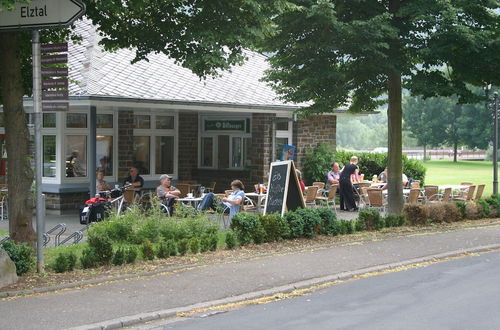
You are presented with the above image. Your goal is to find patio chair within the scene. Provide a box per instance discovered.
[242,196,257,212]
[406,188,422,205]
[366,188,387,213]
[358,186,370,210]
[207,181,216,193]
[315,184,337,212]
[304,186,319,208]
[424,185,440,202]
[176,183,190,198]
[410,181,420,189]
[460,182,473,186]
[224,190,233,197]
[123,189,136,206]
[441,188,452,202]
[474,184,485,200]
[312,182,325,190]
[454,185,476,202]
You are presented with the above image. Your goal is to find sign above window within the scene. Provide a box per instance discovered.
[204,119,246,132]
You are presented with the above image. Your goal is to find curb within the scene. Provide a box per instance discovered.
[2,220,500,299]
[68,243,500,330]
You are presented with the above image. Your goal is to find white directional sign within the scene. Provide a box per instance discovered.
[0,0,85,31]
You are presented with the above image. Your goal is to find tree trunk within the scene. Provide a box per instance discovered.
[453,141,458,163]
[0,32,36,245]
[387,73,404,214]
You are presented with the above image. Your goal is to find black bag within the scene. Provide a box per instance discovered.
[110,188,122,198]
[79,202,108,225]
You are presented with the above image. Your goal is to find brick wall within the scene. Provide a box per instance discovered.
[45,192,89,212]
[250,113,275,184]
[118,110,134,181]
[178,113,198,181]
[293,115,336,170]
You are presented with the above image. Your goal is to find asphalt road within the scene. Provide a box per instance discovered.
[162,249,500,330]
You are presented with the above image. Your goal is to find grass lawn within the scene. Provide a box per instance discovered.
[0,229,8,236]
[423,160,494,196]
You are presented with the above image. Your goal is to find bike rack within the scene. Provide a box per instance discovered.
[0,236,9,244]
[58,230,83,246]
[44,223,67,247]
[43,233,50,246]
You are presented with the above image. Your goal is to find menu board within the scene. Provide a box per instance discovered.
[264,160,305,216]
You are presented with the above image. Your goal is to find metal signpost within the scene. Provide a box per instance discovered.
[494,92,499,195]
[0,0,85,272]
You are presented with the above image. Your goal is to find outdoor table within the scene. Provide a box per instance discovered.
[245,192,267,214]
[439,185,470,190]
[177,197,203,209]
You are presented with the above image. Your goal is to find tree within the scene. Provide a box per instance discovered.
[403,96,451,160]
[0,0,286,244]
[260,0,500,213]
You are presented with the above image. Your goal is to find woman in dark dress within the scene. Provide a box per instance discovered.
[339,156,360,211]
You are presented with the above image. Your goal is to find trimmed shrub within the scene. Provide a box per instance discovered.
[208,234,218,252]
[441,202,460,222]
[106,219,134,242]
[189,237,201,254]
[231,213,265,245]
[112,247,126,265]
[338,220,354,235]
[260,213,290,242]
[125,247,138,264]
[156,242,170,259]
[485,194,500,217]
[315,208,337,235]
[358,209,384,231]
[294,208,322,238]
[423,203,447,223]
[134,218,162,244]
[80,246,99,269]
[165,239,178,256]
[384,213,406,227]
[87,232,114,265]
[284,211,305,238]
[455,202,467,220]
[225,230,237,249]
[465,201,481,219]
[141,240,155,260]
[354,218,366,232]
[53,253,69,273]
[178,238,189,256]
[200,236,210,253]
[403,204,428,226]
[1,240,35,276]
[476,199,490,218]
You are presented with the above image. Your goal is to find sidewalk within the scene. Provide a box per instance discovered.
[1,223,500,329]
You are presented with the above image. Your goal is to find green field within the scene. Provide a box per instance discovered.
[423,160,494,196]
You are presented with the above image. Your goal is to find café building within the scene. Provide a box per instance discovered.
[0,20,344,212]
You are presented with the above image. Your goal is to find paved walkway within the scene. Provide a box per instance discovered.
[1,223,500,329]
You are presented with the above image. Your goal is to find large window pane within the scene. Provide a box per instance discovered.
[133,136,150,175]
[155,136,174,174]
[97,114,113,128]
[276,121,289,131]
[156,116,174,129]
[201,137,213,167]
[218,135,229,169]
[65,135,87,177]
[232,137,242,168]
[96,136,113,176]
[43,136,56,177]
[134,115,151,129]
[66,113,87,128]
[43,113,56,128]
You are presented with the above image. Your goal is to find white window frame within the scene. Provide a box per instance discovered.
[274,116,294,162]
[198,115,251,169]
[61,110,89,183]
[133,110,178,179]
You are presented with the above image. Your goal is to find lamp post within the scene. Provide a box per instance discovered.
[494,91,499,195]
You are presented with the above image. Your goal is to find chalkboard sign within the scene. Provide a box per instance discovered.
[264,160,305,216]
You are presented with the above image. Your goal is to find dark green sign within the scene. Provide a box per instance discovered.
[205,120,245,131]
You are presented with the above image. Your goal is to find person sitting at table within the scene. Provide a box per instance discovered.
[381,170,410,190]
[156,174,181,216]
[378,167,388,182]
[96,170,112,195]
[123,166,144,193]
[295,169,306,193]
[199,180,245,218]
[339,156,359,211]
[326,162,340,188]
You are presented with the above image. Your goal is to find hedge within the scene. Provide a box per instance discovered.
[302,144,426,185]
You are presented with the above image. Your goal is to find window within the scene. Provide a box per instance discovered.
[66,113,87,128]
[232,137,243,168]
[218,135,230,169]
[275,137,289,161]
[97,114,113,128]
[156,115,174,129]
[133,136,150,175]
[43,135,56,177]
[43,113,56,128]
[276,121,289,131]
[201,137,213,167]
[134,115,151,129]
[96,136,113,176]
[155,136,174,174]
[65,135,87,177]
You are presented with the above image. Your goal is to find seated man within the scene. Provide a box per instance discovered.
[381,170,410,190]
[123,166,144,188]
[156,174,181,215]
[96,170,112,195]
[199,180,245,218]
[378,167,388,182]
[326,162,341,188]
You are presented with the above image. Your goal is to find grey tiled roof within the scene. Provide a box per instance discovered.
[68,19,301,109]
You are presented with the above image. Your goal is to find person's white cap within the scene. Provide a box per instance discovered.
[159,174,172,181]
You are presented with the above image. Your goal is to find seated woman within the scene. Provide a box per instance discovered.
[96,170,112,195]
[199,180,245,218]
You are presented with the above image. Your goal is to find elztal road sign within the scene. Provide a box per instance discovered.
[0,0,85,31]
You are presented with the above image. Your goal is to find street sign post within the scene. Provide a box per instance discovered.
[0,0,85,273]
[0,0,85,31]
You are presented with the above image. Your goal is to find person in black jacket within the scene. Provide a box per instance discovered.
[339,156,360,211]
